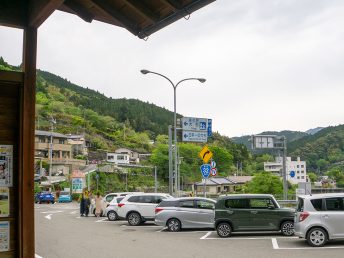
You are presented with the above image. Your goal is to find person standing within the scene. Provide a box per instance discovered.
[79,193,85,217]
[95,192,103,217]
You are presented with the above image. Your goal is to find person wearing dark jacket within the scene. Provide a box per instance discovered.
[80,193,86,216]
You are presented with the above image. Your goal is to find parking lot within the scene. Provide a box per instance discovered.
[35,202,344,258]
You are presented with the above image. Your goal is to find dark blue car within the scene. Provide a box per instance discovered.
[35,192,55,204]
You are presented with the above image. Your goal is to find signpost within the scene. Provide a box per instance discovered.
[182,131,208,142]
[251,134,288,200]
[199,146,213,164]
[181,117,212,143]
[200,164,211,197]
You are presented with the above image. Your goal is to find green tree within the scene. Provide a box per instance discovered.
[246,172,283,195]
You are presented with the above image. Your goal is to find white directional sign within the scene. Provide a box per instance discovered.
[182,117,208,131]
[182,131,208,143]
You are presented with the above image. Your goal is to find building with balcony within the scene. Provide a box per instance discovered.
[35,130,72,159]
[264,156,307,184]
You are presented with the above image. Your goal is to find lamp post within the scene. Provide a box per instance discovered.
[140,69,205,196]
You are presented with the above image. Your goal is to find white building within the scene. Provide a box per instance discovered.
[106,152,130,164]
[264,157,307,184]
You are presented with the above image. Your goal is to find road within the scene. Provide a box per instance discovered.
[35,202,344,258]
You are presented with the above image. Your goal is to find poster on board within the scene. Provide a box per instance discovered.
[0,221,9,252]
[0,145,13,187]
[0,187,9,217]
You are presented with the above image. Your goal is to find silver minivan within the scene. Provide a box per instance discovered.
[155,197,216,232]
[294,193,344,247]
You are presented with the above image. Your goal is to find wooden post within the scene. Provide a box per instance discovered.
[19,26,37,258]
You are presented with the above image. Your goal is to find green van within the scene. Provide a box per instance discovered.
[215,194,295,237]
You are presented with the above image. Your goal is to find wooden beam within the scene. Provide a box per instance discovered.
[161,0,183,10]
[64,0,94,23]
[91,0,140,36]
[29,0,65,28]
[20,26,37,258]
[124,0,159,23]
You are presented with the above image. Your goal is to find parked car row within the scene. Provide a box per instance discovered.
[35,191,72,203]
[103,192,344,247]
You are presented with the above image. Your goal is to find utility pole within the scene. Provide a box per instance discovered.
[49,117,56,187]
[282,136,288,200]
[154,166,157,193]
[168,125,173,195]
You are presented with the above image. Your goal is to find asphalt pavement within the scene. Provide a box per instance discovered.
[35,202,344,258]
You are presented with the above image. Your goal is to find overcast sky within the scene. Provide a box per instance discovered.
[1,0,344,137]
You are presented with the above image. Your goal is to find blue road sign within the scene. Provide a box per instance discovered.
[211,168,217,176]
[290,171,295,178]
[200,164,211,178]
[207,119,212,137]
[211,160,216,168]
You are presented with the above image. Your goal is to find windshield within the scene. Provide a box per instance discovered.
[60,192,70,195]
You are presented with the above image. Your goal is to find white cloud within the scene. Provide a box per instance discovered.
[1,0,344,137]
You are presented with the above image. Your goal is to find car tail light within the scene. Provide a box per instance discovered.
[155,207,164,214]
[299,212,310,222]
[118,203,125,208]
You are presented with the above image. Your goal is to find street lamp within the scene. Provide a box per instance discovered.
[140,69,206,196]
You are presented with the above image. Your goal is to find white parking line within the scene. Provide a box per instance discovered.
[35,254,43,258]
[272,238,344,250]
[44,214,52,220]
[120,225,159,228]
[41,210,63,214]
[200,232,212,239]
[95,218,107,223]
[70,211,77,214]
[272,238,279,249]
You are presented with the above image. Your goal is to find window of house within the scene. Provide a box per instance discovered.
[108,155,114,160]
[59,139,65,144]
[39,137,45,143]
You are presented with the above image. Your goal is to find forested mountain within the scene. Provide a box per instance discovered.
[37,70,177,137]
[289,124,344,171]
[231,130,309,149]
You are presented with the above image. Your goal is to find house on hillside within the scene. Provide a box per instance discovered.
[115,148,141,164]
[66,134,90,157]
[35,130,86,175]
[227,175,253,191]
[106,152,130,165]
[194,177,235,195]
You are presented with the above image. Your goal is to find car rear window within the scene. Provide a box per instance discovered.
[116,197,124,203]
[296,198,304,212]
[225,199,248,209]
[310,198,323,211]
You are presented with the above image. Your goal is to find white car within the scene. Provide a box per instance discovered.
[105,196,125,221]
[117,193,172,226]
[91,192,142,216]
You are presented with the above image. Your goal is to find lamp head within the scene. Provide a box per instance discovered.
[140,69,150,74]
[198,78,206,83]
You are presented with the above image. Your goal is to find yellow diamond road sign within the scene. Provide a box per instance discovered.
[199,146,213,163]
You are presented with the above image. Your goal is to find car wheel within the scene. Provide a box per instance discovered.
[107,211,118,221]
[216,222,232,238]
[307,227,328,247]
[128,212,141,226]
[281,221,294,236]
[167,218,181,232]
